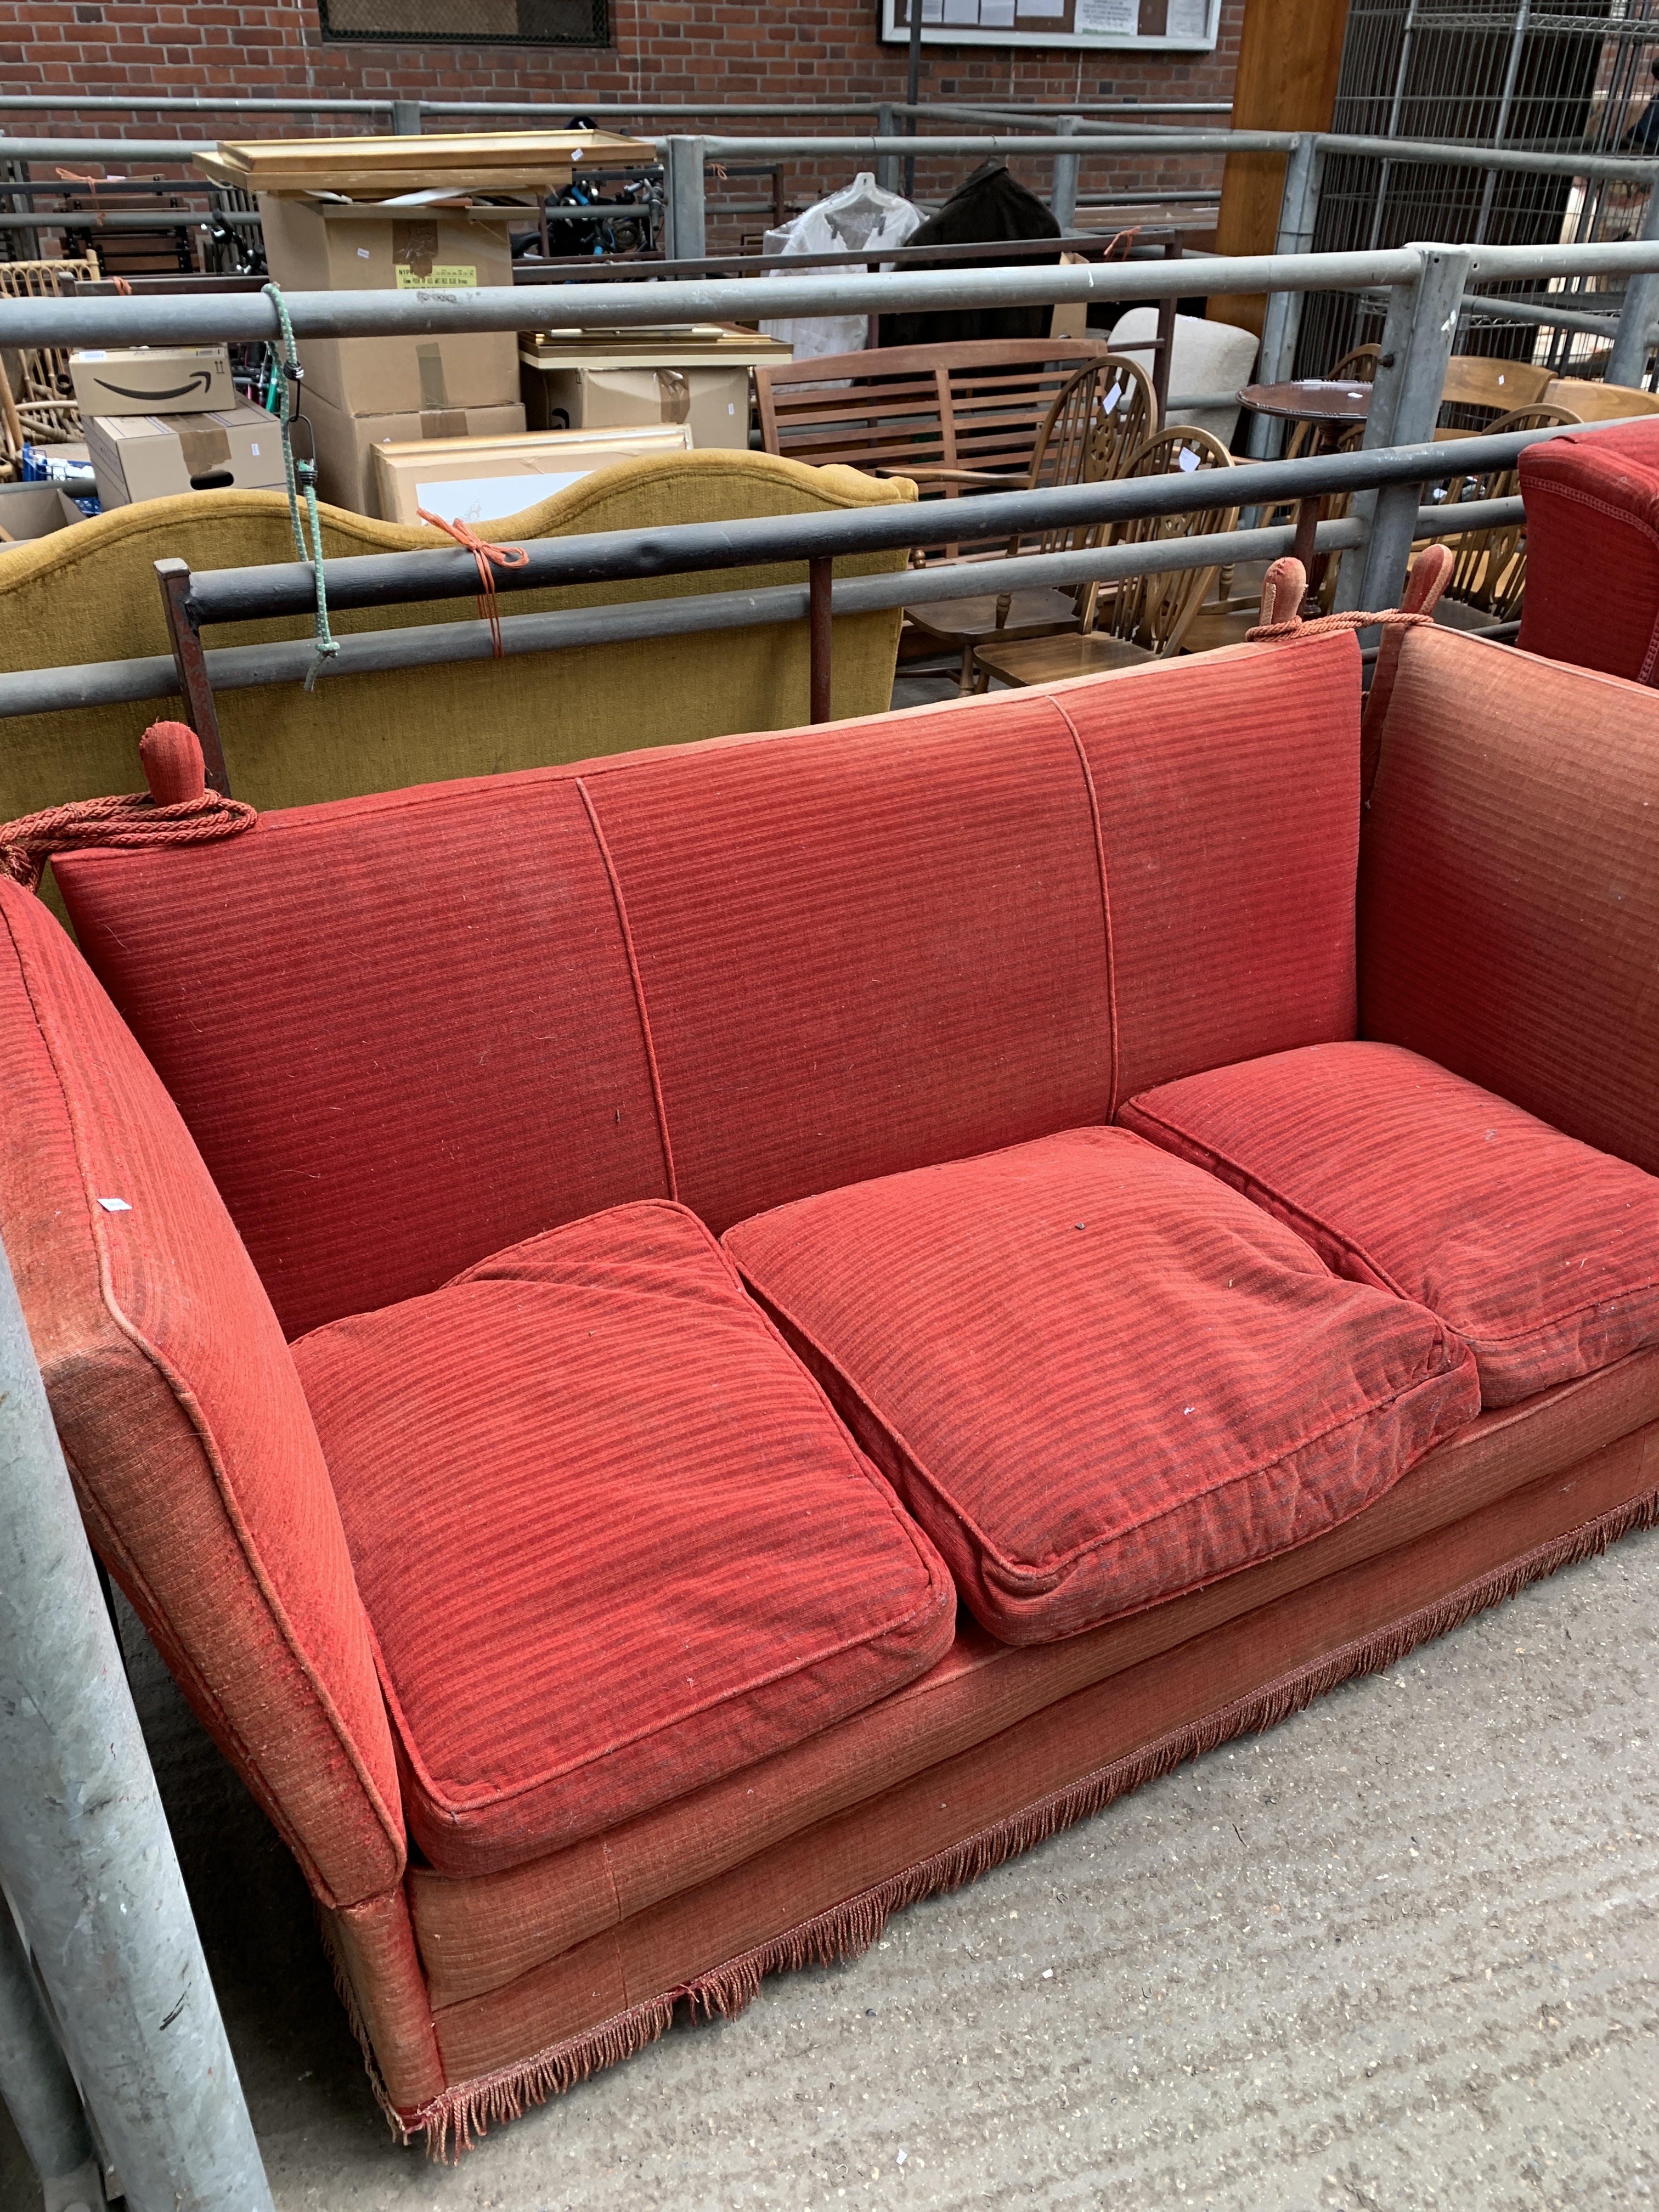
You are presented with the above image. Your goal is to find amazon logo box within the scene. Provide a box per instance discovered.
[69,347,234,417]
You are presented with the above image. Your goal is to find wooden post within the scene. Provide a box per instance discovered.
[154,558,232,797]
[808,555,833,724]
[1211,0,1353,340]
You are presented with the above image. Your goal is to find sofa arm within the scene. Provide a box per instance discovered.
[1358,625,1659,1177]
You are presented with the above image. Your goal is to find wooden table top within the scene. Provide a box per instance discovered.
[1238,379,1374,424]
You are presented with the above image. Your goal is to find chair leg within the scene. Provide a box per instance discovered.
[957,644,975,695]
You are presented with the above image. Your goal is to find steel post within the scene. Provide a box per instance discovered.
[663,137,707,263]
[905,5,924,200]
[0,1898,102,2212]
[1050,115,1082,233]
[1249,136,1323,459]
[1344,244,1472,613]
[1609,180,1659,388]
[876,104,900,195]
[0,1232,275,2212]
[389,99,422,137]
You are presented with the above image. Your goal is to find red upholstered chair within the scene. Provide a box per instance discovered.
[1517,417,1659,681]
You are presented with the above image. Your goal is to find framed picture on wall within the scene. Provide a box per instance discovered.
[881,0,1216,49]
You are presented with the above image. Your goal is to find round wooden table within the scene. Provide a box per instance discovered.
[1238,379,1374,607]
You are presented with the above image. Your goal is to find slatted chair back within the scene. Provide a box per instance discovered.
[754,338,1113,488]
[1084,426,1239,655]
[981,353,1158,631]
[1425,400,1582,622]
[1025,352,1155,523]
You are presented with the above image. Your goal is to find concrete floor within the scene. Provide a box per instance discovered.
[2,1525,1655,2211]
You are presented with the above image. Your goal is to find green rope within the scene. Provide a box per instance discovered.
[263,280,339,693]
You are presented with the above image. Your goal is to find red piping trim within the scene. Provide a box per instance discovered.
[574,776,679,1203]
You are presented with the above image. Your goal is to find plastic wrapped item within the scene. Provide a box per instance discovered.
[760,173,922,363]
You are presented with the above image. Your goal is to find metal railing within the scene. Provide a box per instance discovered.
[4,230,1654,743]
[0,413,1596,777]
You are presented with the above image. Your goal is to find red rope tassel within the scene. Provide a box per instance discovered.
[417,510,531,658]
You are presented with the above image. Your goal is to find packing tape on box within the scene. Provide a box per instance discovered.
[175,420,233,484]
[417,343,450,411]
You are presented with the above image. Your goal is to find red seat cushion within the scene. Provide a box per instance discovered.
[1119,1042,1659,1408]
[723,1127,1479,1645]
[291,1201,956,1879]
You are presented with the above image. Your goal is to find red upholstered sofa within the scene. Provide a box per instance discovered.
[4,620,1658,2155]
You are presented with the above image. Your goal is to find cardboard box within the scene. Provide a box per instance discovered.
[69,346,234,416]
[303,386,528,517]
[87,402,290,508]
[0,482,91,544]
[522,363,753,453]
[260,194,520,417]
[371,422,692,528]
[519,324,789,453]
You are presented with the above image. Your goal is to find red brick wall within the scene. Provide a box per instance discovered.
[1,0,1242,246]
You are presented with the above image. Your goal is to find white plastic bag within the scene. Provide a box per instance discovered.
[760,173,922,363]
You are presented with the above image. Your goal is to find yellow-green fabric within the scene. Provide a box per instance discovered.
[0,450,913,826]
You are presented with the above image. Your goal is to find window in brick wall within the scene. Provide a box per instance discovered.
[319,0,607,46]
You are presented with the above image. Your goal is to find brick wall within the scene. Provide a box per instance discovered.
[1,0,1242,249]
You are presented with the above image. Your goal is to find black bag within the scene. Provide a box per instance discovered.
[878,161,1062,349]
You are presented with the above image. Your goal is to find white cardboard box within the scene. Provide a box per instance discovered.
[371,421,692,527]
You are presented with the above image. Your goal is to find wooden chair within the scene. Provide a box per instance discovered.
[970,427,1238,689]
[1542,376,1659,421]
[1420,400,1581,624]
[1437,354,1553,436]
[901,354,1157,691]
[1190,343,1381,645]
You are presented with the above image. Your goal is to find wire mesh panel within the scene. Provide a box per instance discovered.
[318,0,607,42]
[1299,0,1659,381]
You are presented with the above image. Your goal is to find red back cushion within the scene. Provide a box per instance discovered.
[1360,626,1659,1178]
[62,643,1365,1297]
[1051,634,1363,1107]
[577,693,1115,1233]
[57,776,672,1339]
[0,880,403,1908]
[1517,423,1659,683]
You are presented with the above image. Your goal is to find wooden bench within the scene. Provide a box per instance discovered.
[754,338,1115,490]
